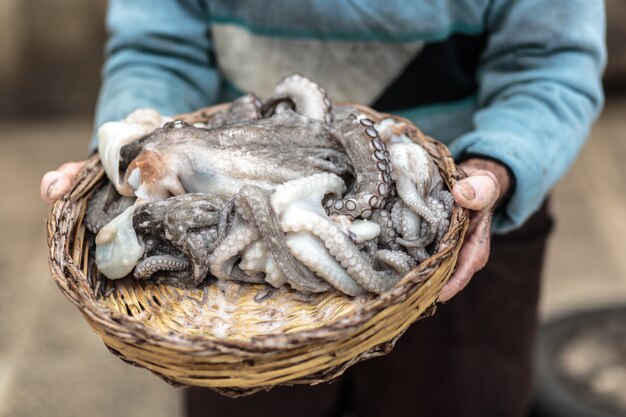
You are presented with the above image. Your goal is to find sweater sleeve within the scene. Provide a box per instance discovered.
[448,0,606,233]
[91,0,219,150]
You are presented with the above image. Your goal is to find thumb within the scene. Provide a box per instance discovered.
[41,171,71,205]
[40,161,86,205]
[452,171,499,211]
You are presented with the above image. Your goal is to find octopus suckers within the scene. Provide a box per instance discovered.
[359,118,374,127]
[365,127,378,138]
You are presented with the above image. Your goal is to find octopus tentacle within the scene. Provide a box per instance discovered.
[375,250,417,275]
[324,116,392,219]
[430,190,454,253]
[389,142,443,248]
[208,214,260,281]
[254,286,275,302]
[239,240,267,275]
[383,200,432,263]
[239,240,289,287]
[390,201,431,264]
[370,208,399,250]
[265,256,289,288]
[407,246,431,263]
[225,93,262,123]
[207,198,235,254]
[273,174,400,294]
[393,176,439,246]
[262,74,333,123]
[286,232,365,296]
[281,210,399,294]
[358,239,379,258]
[236,184,330,293]
[133,255,190,280]
[391,200,420,241]
[271,172,346,215]
[229,264,266,284]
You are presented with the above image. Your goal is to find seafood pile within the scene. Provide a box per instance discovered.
[86,75,453,296]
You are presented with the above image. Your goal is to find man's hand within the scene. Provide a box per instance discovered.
[438,158,511,302]
[40,161,87,205]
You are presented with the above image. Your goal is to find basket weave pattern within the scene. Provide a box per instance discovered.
[47,103,469,396]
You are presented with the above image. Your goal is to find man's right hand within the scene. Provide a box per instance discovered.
[40,161,86,205]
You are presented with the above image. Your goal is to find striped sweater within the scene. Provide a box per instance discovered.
[94,0,606,233]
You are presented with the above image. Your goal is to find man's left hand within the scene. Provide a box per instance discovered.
[438,158,511,302]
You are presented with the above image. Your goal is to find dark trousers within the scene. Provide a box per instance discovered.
[186,203,553,417]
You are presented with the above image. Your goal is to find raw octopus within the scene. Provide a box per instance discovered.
[87,74,453,296]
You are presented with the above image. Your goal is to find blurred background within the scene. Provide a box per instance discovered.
[0,1,624,416]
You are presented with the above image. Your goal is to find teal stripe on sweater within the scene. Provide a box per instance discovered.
[211,15,483,42]
[392,95,477,119]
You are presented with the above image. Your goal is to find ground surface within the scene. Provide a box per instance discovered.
[0,100,624,417]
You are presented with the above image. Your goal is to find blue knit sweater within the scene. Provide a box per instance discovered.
[94,0,606,233]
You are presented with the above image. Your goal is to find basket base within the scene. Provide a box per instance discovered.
[100,275,375,341]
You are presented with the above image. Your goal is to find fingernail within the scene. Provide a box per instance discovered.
[458,181,476,200]
[46,178,60,199]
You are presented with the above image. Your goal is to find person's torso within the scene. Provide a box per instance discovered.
[207,0,490,141]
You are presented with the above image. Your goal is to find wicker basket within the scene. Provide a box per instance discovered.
[47,102,469,397]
